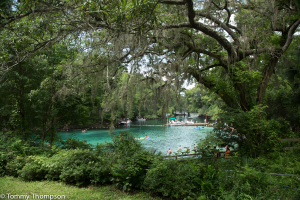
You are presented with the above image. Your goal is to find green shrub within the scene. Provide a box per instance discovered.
[0,151,14,176]
[221,167,270,198]
[111,149,159,191]
[89,154,114,185]
[108,132,160,190]
[143,159,207,199]
[42,150,70,181]
[59,138,93,150]
[58,149,98,186]
[109,132,143,157]
[18,156,47,181]
[216,106,294,158]
[5,156,27,177]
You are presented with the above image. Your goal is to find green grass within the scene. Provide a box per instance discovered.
[0,176,162,200]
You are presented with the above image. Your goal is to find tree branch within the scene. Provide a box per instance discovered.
[160,22,191,29]
[195,11,240,46]
[198,64,221,73]
[158,0,186,5]
[185,0,236,58]
[282,18,300,52]
[239,48,275,59]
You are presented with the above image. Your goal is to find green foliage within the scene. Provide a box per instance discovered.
[144,159,221,199]
[216,105,294,157]
[5,156,27,177]
[1,131,300,199]
[109,132,160,190]
[18,155,47,181]
[222,166,270,198]
[89,154,114,185]
[109,131,143,156]
[59,137,94,150]
[196,132,224,158]
[192,84,225,120]
[58,149,98,186]
[111,149,159,191]
[250,150,300,175]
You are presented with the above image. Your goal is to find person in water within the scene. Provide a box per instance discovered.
[167,148,172,155]
[193,146,197,152]
[144,135,149,139]
[185,147,190,153]
[178,145,182,150]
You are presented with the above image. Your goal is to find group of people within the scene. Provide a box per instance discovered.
[168,145,231,159]
[169,119,201,124]
[185,120,194,124]
[213,145,231,158]
[167,145,198,155]
[135,135,149,140]
[169,120,182,124]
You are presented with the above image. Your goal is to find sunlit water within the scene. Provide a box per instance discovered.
[58,114,215,155]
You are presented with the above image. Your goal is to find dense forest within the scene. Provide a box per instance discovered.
[1,0,300,199]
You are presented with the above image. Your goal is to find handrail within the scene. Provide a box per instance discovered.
[164,151,233,160]
[164,153,202,160]
[279,138,300,142]
[278,138,300,150]
[225,170,300,177]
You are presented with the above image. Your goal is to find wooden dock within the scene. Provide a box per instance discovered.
[130,123,215,127]
[166,123,214,127]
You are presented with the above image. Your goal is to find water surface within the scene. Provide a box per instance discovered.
[58,115,214,154]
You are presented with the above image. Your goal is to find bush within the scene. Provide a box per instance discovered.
[89,154,114,185]
[18,156,47,181]
[59,138,93,150]
[219,166,299,199]
[111,149,159,191]
[143,159,215,199]
[5,156,27,177]
[107,132,160,190]
[58,149,98,186]
[216,106,294,157]
[42,150,70,181]
[109,132,143,157]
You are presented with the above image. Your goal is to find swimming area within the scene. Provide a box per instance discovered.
[58,115,214,155]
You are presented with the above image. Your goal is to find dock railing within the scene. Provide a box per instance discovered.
[279,138,300,150]
[164,151,231,160]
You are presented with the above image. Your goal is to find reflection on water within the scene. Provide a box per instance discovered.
[58,115,214,155]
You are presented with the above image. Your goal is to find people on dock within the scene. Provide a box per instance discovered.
[167,148,172,155]
[214,146,219,158]
[225,145,230,159]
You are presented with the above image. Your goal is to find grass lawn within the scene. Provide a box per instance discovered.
[0,176,162,200]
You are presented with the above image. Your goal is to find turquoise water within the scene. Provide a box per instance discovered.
[58,115,214,155]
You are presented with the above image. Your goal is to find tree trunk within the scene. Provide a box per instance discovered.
[50,115,54,146]
[257,56,279,105]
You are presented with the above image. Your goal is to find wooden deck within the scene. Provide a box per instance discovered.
[130,123,215,127]
[167,123,215,127]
